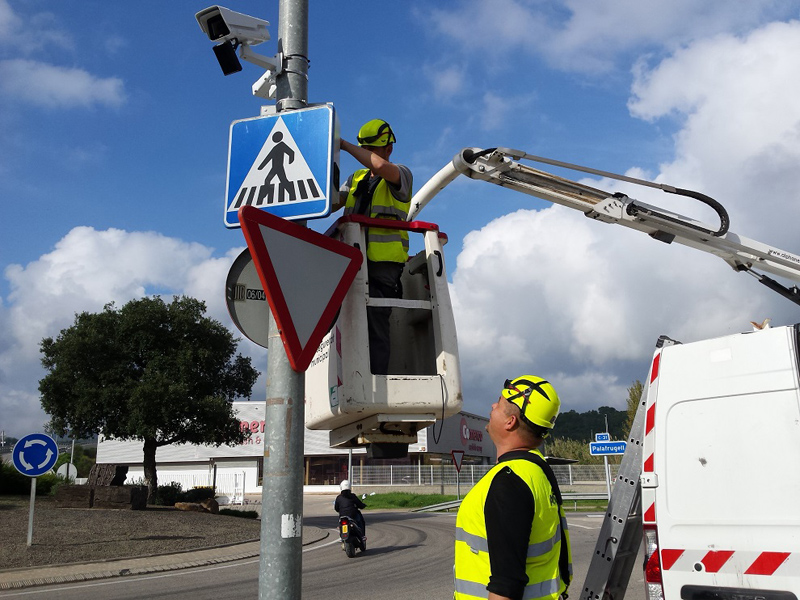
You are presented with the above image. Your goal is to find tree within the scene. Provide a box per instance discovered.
[39,296,259,501]
[624,380,644,437]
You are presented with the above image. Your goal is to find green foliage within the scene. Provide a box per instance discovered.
[219,508,259,519]
[0,458,62,495]
[361,492,456,509]
[38,295,259,500]
[153,482,184,506]
[554,406,628,441]
[625,380,644,437]
[53,444,96,478]
[183,486,216,503]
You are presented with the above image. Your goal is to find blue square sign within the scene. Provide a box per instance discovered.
[224,104,338,228]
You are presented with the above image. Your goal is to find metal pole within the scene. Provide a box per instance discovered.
[69,438,75,481]
[258,3,308,599]
[27,477,36,546]
[603,455,612,501]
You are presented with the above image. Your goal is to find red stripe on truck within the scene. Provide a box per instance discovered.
[661,549,684,570]
[701,550,734,573]
[745,552,791,575]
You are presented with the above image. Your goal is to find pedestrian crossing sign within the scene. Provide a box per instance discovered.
[224,104,338,228]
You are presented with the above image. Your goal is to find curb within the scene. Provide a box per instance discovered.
[0,527,329,591]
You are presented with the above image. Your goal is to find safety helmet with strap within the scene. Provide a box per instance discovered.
[357,119,396,147]
[501,375,561,433]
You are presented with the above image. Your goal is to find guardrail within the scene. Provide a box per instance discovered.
[411,493,609,513]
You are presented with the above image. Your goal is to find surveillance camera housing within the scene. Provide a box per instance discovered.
[196,5,270,46]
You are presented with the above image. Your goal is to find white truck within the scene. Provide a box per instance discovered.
[406,148,800,600]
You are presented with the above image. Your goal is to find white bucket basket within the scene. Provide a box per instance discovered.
[305,215,463,450]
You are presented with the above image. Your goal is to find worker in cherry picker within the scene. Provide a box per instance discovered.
[335,479,367,537]
[334,119,413,375]
[454,375,573,600]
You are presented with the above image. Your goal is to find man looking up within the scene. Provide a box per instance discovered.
[454,375,573,600]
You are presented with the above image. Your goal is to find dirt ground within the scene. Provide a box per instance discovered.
[0,495,261,571]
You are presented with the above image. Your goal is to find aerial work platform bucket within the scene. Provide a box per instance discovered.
[305,215,463,456]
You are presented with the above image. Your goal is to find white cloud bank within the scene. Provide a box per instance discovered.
[0,228,264,436]
[450,19,800,415]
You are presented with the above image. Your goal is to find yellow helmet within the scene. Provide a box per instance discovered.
[500,375,561,431]
[357,119,396,147]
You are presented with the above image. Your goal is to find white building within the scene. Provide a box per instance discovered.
[96,401,494,496]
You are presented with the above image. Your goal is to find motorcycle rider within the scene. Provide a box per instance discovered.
[335,479,366,538]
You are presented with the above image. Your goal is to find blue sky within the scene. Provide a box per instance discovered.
[3,0,800,438]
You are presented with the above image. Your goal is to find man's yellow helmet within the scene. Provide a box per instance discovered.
[500,375,561,432]
[357,119,396,147]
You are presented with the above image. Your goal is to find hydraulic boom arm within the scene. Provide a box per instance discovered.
[408,147,800,306]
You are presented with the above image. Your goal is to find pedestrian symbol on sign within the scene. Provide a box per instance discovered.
[228,117,324,212]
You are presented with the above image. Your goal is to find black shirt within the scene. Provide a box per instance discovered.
[484,456,538,600]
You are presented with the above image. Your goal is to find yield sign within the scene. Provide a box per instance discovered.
[451,450,465,473]
[238,205,362,372]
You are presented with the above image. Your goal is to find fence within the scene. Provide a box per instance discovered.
[145,472,247,503]
[347,463,619,489]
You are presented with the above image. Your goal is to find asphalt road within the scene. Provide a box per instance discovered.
[0,496,645,600]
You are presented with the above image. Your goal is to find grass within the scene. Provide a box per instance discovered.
[360,492,608,512]
[361,492,457,509]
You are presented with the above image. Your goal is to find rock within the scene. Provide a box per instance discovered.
[201,498,219,514]
[174,502,209,513]
[55,485,93,508]
[93,485,148,510]
[88,464,129,487]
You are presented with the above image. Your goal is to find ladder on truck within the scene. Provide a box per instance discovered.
[578,335,676,600]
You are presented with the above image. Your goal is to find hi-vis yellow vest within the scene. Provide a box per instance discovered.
[454,450,572,600]
[344,169,410,263]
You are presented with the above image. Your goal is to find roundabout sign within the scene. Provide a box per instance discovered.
[12,433,59,477]
[12,432,60,546]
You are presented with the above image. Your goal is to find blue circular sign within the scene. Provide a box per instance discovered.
[12,433,59,477]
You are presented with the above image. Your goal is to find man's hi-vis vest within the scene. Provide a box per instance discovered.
[344,168,410,263]
[454,450,572,600]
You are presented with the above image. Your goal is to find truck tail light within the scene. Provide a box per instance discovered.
[643,525,664,600]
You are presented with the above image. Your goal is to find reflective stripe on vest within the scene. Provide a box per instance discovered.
[344,169,410,263]
[454,576,561,600]
[455,525,563,559]
[454,450,570,600]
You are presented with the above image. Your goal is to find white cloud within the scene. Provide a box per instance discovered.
[427,0,797,74]
[629,20,800,243]
[0,59,125,109]
[449,18,800,419]
[424,63,465,101]
[0,228,264,437]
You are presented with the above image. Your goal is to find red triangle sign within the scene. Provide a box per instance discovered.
[238,205,363,372]
[451,450,465,473]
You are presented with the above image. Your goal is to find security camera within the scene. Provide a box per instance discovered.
[196,6,270,46]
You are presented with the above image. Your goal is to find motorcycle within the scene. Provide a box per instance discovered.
[338,515,366,558]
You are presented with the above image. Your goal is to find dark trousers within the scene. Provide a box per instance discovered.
[367,261,404,375]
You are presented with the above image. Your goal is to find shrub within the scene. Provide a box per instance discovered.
[153,481,183,506]
[183,486,216,503]
[0,459,61,495]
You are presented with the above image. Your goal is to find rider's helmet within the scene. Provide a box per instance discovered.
[340,479,351,491]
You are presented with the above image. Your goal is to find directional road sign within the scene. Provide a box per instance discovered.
[225,104,338,227]
[12,433,59,477]
[238,205,362,372]
[595,432,610,442]
[589,441,627,456]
